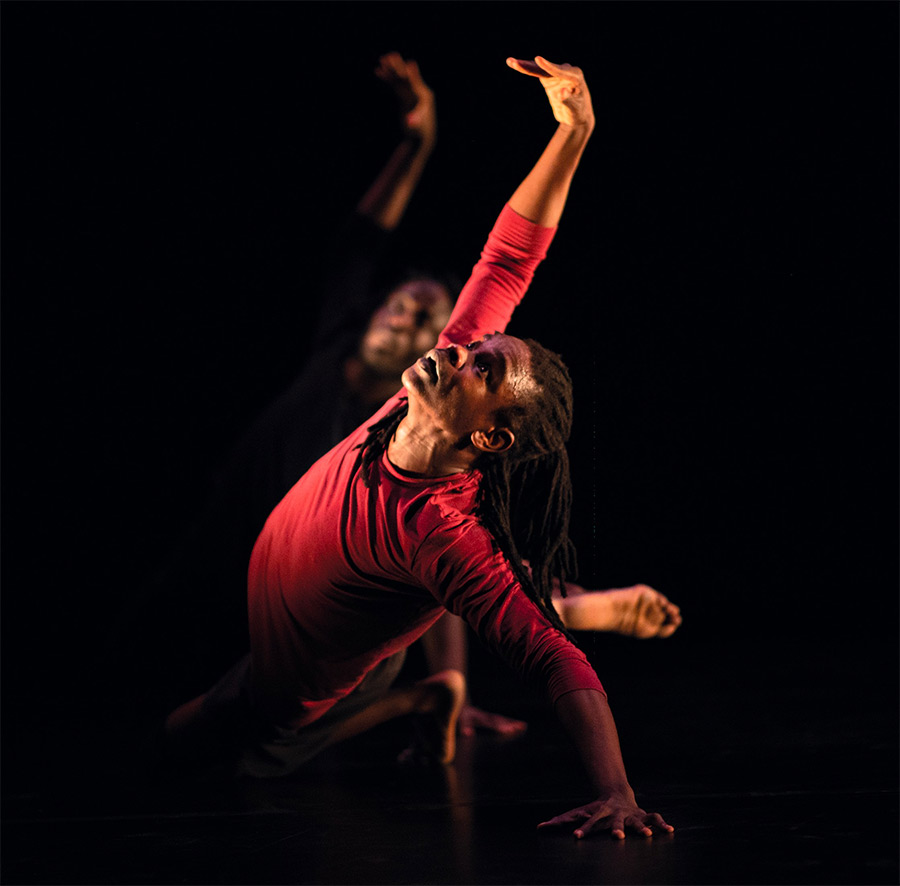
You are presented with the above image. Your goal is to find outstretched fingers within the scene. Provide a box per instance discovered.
[506,56,581,82]
[375,51,405,82]
[373,51,435,139]
[506,54,592,128]
[537,806,591,831]
[534,56,583,82]
[613,811,674,839]
[575,810,649,840]
[646,812,675,833]
[538,803,674,840]
[506,57,547,78]
[375,52,427,96]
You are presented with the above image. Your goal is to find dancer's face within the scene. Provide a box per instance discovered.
[359,280,452,376]
[402,333,536,452]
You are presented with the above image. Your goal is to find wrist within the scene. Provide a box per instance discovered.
[403,129,437,153]
[594,783,636,804]
[558,118,595,139]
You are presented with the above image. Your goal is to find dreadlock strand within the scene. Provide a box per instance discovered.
[475,451,575,640]
[357,400,409,487]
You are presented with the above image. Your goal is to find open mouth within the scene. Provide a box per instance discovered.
[419,354,438,383]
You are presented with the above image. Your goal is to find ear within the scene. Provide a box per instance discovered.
[471,427,515,454]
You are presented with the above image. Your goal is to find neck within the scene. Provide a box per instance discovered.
[386,413,476,478]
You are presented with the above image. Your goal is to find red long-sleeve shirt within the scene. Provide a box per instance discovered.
[247,205,605,729]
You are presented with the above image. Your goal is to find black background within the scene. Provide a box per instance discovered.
[2,2,897,721]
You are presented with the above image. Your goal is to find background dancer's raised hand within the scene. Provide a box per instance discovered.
[375,51,437,145]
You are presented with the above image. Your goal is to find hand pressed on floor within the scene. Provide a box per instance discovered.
[538,794,674,840]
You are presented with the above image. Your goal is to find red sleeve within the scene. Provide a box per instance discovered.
[438,204,557,348]
[413,514,605,704]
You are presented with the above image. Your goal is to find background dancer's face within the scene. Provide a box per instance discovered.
[359,280,452,377]
[402,333,537,453]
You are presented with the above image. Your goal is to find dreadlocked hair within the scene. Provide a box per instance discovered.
[355,339,577,640]
[358,399,409,484]
[473,339,577,639]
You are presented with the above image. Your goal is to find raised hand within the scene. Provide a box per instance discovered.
[506,55,594,129]
[538,794,675,840]
[375,52,436,143]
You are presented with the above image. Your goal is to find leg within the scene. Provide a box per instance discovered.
[419,613,528,737]
[234,653,465,778]
[160,655,253,768]
[324,669,465,763]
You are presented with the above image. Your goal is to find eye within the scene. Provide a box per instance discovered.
[476,360,490,376]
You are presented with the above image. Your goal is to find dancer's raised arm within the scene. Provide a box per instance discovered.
[506,56,594,226]
[436,56,595,354]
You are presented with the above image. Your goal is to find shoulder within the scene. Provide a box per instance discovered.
[410,479,500,564]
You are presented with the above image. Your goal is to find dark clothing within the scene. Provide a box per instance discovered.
[113,214,395,703]
[209,213,393,565]
[195,649,408,778]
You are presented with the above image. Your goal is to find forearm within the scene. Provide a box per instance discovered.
[508,120,593,227]
[554,689,634,797]
[553,593,600,630]
[438,204,556,346]
[356,134,435,231]
[542,687,672,838]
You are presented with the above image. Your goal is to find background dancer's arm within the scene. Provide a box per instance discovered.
[313,52,437,347]
[356,52,437,231]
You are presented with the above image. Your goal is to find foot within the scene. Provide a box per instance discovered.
[458,704,528,738]
[407,669,466,764]
[560,585,682,638]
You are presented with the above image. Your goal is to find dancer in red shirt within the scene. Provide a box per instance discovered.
[165,55,673,841]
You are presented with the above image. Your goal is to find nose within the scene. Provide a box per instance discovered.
[387,307,415,331]
[388,305,418,331]
[442,343,468,368]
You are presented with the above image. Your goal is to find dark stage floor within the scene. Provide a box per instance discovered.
[3,638,897,885]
